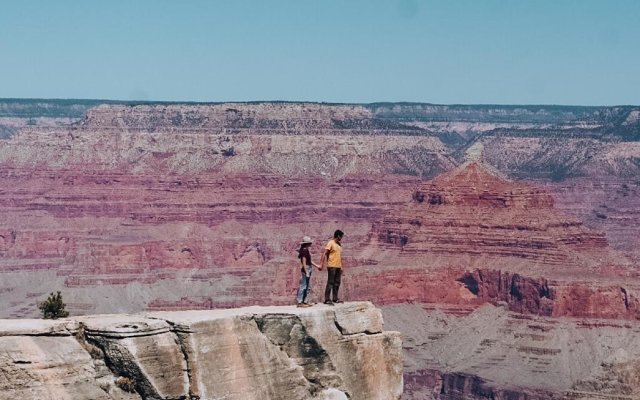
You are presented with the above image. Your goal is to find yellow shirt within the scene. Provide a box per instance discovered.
[325,239,342,268]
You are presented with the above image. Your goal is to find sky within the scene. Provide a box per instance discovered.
[1,0,639,105]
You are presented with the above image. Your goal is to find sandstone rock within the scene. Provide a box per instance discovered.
[296,308,403,400]
[79,315,188,399]
[0,302,401,400]
[147,302,403,400]
[315,388,349,400]
[333,301,384,335]
[0,318,77,336]
[0,331,140,400]
[153,309,317,399]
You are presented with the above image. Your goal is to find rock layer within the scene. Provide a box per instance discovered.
[2,100,640,400]
[373,161,615,272]
[0,302,402,400]
[383,303,640,400]
[1,102,639,319]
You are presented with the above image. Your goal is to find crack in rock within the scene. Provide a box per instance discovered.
[254,313,349,398]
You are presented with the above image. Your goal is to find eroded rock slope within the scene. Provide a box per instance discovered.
[383,303,640,400]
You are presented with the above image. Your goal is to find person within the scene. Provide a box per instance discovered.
[320,229,344,305]
[296,236,321,307]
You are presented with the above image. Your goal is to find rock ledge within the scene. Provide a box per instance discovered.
[0,301,402,400]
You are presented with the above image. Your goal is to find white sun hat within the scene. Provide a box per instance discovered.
[300,236,313,244]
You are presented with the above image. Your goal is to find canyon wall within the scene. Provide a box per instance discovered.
[383,303,640,400]
[2,102,639,319]
[1,100,640,399]
[0,301,402,400]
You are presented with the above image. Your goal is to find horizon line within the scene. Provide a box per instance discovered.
[1,97,638,108]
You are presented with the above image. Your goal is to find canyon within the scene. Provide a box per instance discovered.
[1,99,640,399]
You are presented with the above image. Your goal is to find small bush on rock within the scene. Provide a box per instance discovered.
[38,291,69,319]
[115,376,136,393]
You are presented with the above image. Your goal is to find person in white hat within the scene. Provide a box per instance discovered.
[296,236,321,307]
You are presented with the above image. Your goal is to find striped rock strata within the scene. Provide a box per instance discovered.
[383,303,640,400]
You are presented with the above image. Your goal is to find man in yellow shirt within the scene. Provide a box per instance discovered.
[320,229,344,305]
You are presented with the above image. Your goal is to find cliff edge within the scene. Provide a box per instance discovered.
[0,302,402,400]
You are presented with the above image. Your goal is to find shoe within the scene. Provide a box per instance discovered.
[304,302,314,306]
[297,303,311,308]
[333,299,343,304]
[324,300,334,305]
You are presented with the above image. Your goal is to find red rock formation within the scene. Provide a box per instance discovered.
[438,372,561,400]
[373,162,614,271]
[0,104,637,321]
[1,157,637,320]
[2,101,640,399]
[455,269,640,319]
[544,178,640,264]
[349,162,640,320]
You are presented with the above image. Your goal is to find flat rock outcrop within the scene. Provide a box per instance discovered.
[0,302,402,400]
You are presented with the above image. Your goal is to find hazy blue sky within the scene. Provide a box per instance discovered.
[1,0,638,105]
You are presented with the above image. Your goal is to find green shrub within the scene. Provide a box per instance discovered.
[38,291,69,319]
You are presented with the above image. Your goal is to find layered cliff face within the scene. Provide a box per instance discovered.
[0,99,101,139]
[544,178,640,264]
[374,161,612,271]
[383,303,640,400]
[2,159,635,320]
[0,302,402,400]
[80,103,376,133]
[477,134,640,264]
[1,101,639,318]
[0,168,424,316]
[1,100,640,399]
[351,161,639,322]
